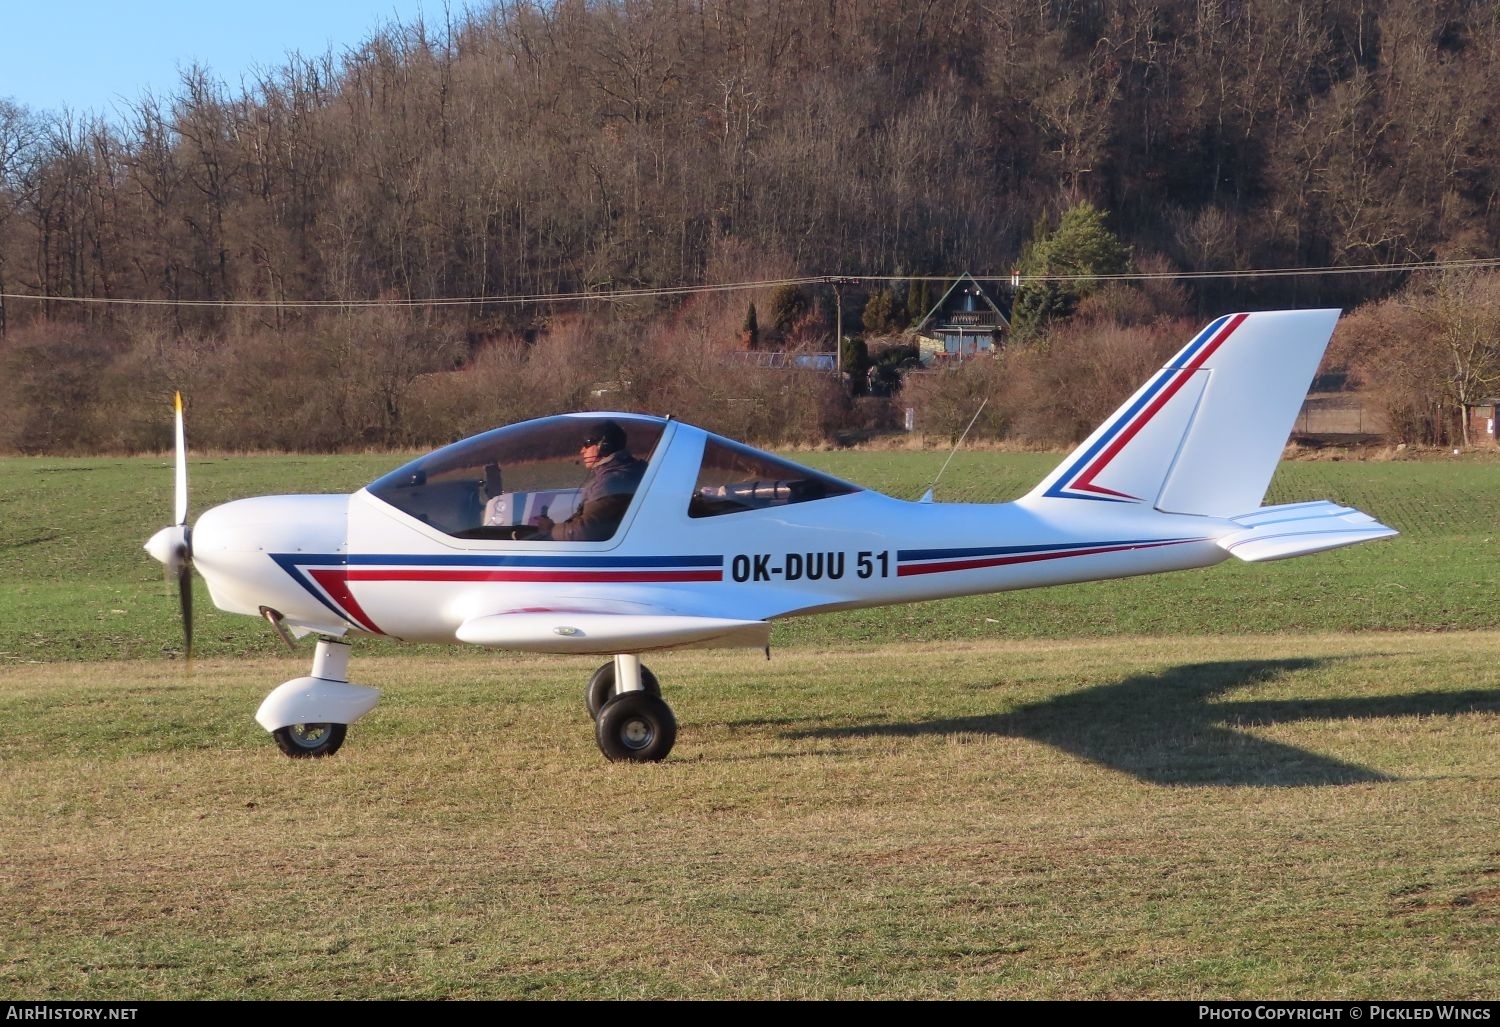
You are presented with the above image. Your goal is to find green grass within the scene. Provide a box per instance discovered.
[1,449,1496,998]
[784,449,1500,640]
[1,449,1495,662]
[0,635,1495,998]
[0,453,395,663]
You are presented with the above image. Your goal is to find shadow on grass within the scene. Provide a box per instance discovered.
[792,658,1500,787]
[0,532,63,550]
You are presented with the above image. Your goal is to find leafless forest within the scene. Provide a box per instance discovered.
[1,0,1497,453]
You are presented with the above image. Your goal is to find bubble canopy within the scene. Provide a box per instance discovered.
[365,413,864,541]
[366,414,668,540]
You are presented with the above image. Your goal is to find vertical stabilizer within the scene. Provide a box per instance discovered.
[1023,309,1340,519]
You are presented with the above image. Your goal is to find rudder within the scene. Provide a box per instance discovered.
[1023,309,1340,519]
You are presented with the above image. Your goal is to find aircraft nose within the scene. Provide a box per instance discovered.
[194,494,349,555]
[191,494,350,622]
[143,524,189,569]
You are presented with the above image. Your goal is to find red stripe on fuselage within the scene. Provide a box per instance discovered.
[898,539,1192,577]
[341,569,722,584]
[308,568,386,635]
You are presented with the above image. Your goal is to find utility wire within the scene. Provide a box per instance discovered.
[4,257,1499,309]
[0,276,818,309]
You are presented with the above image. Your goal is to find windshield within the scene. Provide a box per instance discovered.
[689,436,861,517]
[367,414,666,541]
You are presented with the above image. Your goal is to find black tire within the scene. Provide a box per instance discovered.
[585,661,660,719]
[595,692,677,763]
[271,722,348,759]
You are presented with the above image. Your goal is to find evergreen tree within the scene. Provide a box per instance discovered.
[742,302,760,349]
[767,285,809,340]
[1012,202,1132,334]
[908,278,933,328]
[862,289,896,335]
[890,287,909,330]
[840,335,871,395]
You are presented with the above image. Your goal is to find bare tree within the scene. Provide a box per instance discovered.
[0,98,42,333]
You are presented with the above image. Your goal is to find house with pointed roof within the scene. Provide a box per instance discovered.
[913,273,1010,364]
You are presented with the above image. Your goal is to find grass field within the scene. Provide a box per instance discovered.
[2,449,1498,662]
[0,449,1496,999]
[1,636,1496,999]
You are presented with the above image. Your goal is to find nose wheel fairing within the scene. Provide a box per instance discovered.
[255,640,380,757]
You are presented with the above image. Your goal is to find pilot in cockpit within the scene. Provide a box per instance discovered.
[530,420,647,541]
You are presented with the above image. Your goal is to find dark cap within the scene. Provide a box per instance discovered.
[582,419,626,457]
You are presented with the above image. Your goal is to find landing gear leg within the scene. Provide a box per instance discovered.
[585,657,661,718]
[255,638,381,759]
[592,653,677,762]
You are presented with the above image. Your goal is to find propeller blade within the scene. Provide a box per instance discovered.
[173,391,188,526]
[144,391,195,664]
[177,548,194,665]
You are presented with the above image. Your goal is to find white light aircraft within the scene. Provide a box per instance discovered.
[146,309,1396,763]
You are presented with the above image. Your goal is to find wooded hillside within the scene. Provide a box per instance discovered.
[1,0,1497,452]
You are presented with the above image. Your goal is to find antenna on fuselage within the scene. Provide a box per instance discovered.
[919,398,988,503]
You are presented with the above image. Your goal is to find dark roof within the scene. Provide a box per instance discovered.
[914,272,1010,332]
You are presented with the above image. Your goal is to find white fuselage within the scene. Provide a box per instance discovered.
[191,421,1233,649]
[150,312,1399,761]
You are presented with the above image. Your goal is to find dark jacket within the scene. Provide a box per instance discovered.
[549,450,647,541]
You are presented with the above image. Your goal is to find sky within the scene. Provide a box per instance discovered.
[1,1,438,119]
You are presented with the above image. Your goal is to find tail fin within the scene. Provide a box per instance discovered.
[1023,309,1340,519]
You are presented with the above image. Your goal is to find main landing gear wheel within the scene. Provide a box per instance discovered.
[271,722,348,759]
[595,692,677,763]
[586,661,661,718]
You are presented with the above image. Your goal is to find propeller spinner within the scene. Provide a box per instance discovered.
[143,392,193,661]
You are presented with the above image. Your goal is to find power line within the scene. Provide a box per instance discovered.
[996,257,1500,284]
[0,276,820,309]
[3,257,1499,310]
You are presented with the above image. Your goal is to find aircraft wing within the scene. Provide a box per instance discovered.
[1216,501,1398,563]
[456,603,770,654]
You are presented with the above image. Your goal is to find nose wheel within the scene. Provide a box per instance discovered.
[589,657,676,762]
[271,722,348,758]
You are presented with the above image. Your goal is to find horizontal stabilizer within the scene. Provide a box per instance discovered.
[457,609,770,654]
[1217,501,1398,563]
